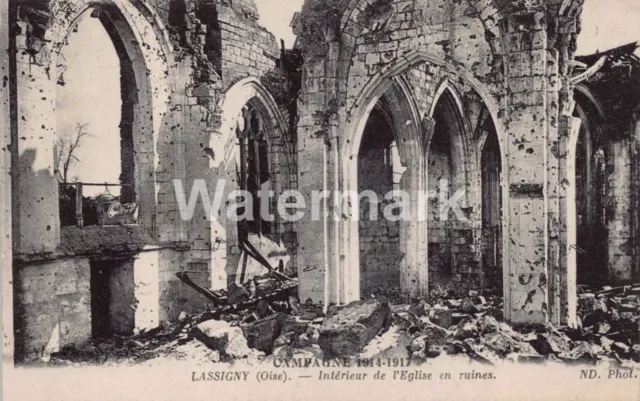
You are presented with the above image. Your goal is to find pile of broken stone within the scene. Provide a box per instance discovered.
[49,282,640,368]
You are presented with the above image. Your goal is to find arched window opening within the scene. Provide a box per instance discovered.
[56,7,137,228]
[235,102,272,238]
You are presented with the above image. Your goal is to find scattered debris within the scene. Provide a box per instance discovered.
[47,283,639,368]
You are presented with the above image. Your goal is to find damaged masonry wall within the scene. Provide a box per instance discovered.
[293,0,587,327]
[5,0,640,364]
[7,0,297,362]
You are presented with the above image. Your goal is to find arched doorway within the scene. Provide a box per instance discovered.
[426,87,472,294]
[357,100,404,300]
[480,117,503,294]
[330,51,506,306]
[573,94,608,285]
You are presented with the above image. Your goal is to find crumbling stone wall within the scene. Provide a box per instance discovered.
[295,0,585,327]
[165,0,298,289]
[8,0,295,362]
[13,258,92,361]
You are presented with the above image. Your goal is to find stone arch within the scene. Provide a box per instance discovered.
[12,0,171,251]
[341,78,425,301]
[570,86,609,285]
[210,77,295,289]
[339,50,506,301]
[427,79,473,209]
[45,0,172,173]
[477,105,504,293]
[344,50,504,150]
[428,79,469,129]
[214,77,291,179]
[574,84,605,123]
[338,0,504,40]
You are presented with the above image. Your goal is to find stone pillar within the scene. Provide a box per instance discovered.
[607,139,634,282]
[557,115,580,326]
[296,59,332,305]
[500,8,580,326]
[501,12,551,324]
[11,20,60,254]
[1,0,14,365]
[415,117,436,296]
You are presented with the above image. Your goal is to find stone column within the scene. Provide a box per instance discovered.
[11,20,60,254]
[500,7,581,326]
[501,12,552,324]
[557,115,580,326]
[607,139,634,282]
[296,59,333,305]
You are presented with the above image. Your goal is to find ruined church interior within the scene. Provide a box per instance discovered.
[1,0,639,366]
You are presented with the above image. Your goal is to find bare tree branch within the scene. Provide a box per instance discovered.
[56,123,92,186]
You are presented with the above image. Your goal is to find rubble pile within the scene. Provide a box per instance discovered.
[47,281,640,368]
[393,284,640,366]
[48,273,299,366]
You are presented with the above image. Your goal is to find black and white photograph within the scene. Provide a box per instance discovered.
[0,0,639,400]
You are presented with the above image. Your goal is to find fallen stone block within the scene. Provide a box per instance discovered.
[410,350,427,364]
[515,341,540,355]
[460,298,479,314]
[533,333,571,356]
[477,315,500,334]
[578,293,596,310]
[410,335,427,354]
[484,332,517,356]
[296,333,311,348]
[595,322,611,335]
[241,312,287,353]
[463,338,500,365]
[191,319,253,359]
[306,326,320,345]
[392,311,418,330]
[484,306,504,322]
[318,297,391,358]
[272,345,324,363]
[452,313,470,325]
[443,338,466,355]
[564,341,604,363]
[360,326,411,360]
[282,316,313,337]
[612,341,630,356]
[425,344,443,358]
[273,331,296,348]
[429,307,453,329]
[417,318,450,346]
[599,336,614,353]
[455,318,479,340]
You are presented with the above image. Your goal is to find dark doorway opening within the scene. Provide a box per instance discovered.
[90,259,135,338]
[358,105,402,298]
